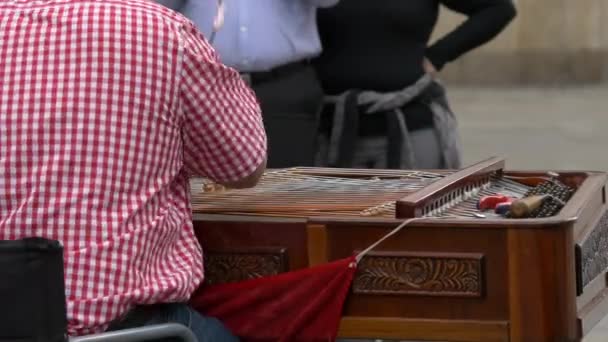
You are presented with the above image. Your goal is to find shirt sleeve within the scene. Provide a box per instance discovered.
[426,0,517,70]
[179,21,267,184]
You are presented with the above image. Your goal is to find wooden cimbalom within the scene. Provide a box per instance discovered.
[189,157,608,342]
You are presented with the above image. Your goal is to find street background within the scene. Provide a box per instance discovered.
[434,1,607,339]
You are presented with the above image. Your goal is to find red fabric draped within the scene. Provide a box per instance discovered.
[189,256,357,342]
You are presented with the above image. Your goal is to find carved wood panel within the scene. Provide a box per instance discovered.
[577,210,608,293]
[353,251,484,297]
[204,248,288,285]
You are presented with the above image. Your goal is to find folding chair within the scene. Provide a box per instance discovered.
[0,237,197,342]
[70,324,197,342]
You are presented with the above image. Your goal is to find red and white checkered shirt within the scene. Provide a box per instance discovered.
[0,0,266,336]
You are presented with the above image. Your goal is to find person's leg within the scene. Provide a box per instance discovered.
[252,65,324,168]
[107,303,239,342]
[143,303,239,342]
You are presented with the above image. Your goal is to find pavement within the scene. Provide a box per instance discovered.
[449,85,608,172]
[449,85,608,341]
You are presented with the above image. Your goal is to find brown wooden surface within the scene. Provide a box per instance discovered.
[578,271,608,312]
[202,247,288,285]
[192,219,310,272]
[396,156,505,218]
[578,273,608,337]
[325,223,509,321]
[338,317,509,341]
[507,225,578,342]
[575,197,608,336]
[561,172,607,226]
[576,208,608,293]
[190,165,608,341]
[573,184,605,245]
[353,250,485,298]
[306,224,328,266]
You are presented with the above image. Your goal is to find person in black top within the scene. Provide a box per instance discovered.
[313,0,516,169]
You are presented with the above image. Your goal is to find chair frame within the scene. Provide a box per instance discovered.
[70,323,198,342]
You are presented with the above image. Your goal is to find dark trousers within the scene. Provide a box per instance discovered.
[248,63,324,168]
[107,303,238,342]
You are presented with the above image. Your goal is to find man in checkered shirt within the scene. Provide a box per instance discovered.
[0,0,267,340]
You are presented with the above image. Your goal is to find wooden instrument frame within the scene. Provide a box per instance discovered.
[191,157,608,342]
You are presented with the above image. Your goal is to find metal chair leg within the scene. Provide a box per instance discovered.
[70,323,198,342]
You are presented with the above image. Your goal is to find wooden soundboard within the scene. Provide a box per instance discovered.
[190,157,608,342]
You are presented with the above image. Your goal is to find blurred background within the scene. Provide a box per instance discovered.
[433,0,607,171]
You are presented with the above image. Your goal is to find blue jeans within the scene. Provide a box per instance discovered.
[110,303,239,342]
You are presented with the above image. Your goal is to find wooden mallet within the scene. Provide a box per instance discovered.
[509,195,548,218]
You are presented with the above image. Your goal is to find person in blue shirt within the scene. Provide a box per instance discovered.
[159,0,339,168]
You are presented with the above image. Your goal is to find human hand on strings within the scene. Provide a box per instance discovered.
[423,57,438,78]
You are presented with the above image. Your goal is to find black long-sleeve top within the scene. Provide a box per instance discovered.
[315,0,517,94]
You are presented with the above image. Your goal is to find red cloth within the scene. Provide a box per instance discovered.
[190,256,357,342]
